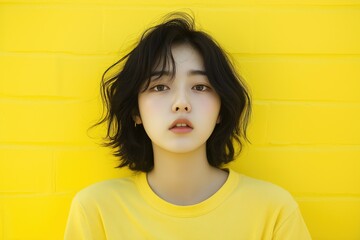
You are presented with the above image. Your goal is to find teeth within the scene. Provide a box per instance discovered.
[176,123,188,127]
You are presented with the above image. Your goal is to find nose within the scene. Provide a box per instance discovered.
[171,91,192,113]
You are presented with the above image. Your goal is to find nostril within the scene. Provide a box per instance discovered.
[174,106,190,112]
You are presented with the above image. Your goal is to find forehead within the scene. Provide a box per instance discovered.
[140,44,209,92]
[153,43,205,71]
[172,44,204,64]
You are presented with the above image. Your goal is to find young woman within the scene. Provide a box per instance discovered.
[65,12,311,239]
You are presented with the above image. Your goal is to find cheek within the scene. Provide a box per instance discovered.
[138,96,167,121]
[197,95,221,116]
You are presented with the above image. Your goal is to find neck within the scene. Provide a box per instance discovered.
[147,144,228,205]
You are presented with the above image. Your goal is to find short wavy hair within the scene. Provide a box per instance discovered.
[90,12,251,172]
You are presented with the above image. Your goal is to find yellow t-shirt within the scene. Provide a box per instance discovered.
[64,169,311,239]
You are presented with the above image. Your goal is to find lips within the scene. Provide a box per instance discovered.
[169,118,194,130]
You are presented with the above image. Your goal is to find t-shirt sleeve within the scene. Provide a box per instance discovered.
[273,206,312,240]
[64,194,106,240]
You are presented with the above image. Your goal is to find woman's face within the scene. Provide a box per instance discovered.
[136,43,221,154]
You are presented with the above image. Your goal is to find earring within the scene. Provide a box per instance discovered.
[134,122,137,127]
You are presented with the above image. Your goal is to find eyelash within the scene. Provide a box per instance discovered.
[192,85,209,92]
[150,84,210,92]
[151,85,169,92]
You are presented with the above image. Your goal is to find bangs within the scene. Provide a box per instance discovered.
[134,15,196,93]
[139,42,179,92]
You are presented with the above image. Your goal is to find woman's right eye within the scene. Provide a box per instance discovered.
[152,85,169,92]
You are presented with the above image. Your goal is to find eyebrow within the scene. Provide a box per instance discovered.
[188,70,207,76]
[150,70,207,79]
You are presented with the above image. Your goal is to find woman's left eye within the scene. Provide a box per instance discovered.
[192,85,209,91]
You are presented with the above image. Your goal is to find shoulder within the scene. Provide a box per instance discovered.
[72,174,140,206]
[231,169,299,209]
[229,170,311,238]
[230,169,302,230]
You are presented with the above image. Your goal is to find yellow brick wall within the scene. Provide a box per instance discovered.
[0,1,359,239]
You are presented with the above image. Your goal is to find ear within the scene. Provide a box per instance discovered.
[133,115,142,125]
[216,115,221,124]
[131,108,142,125]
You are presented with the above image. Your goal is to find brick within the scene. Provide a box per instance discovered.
[1,0,360,4]
[0,148,53,193]
[0,198,3,239]
[235,55,360,102]
[0,54,60,97]
[2,6,359,54]
[0,99,102,144]
[1,5,360,54]
[198,7,360,54]
[0,5,103,53]
[246,103,269,145]
[58,54,118,98]
[230,146,360,194]
[268,103,360,145]
[0,53,116,98]
[298,198,360,240]
[101,8,165,54]
[55,147,131,192]
[100,7,360,54]
[2,194,72,240]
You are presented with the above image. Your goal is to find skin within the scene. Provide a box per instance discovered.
[134,43,228,206]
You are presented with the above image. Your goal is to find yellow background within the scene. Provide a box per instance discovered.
[1,0,360,239]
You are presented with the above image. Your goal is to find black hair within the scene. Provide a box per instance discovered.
[90,12,251,172]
